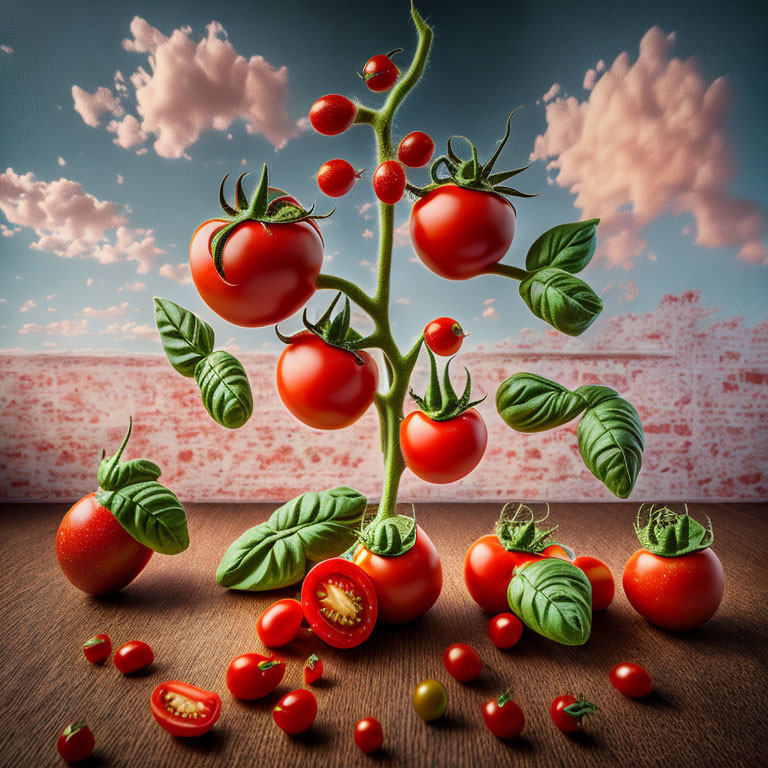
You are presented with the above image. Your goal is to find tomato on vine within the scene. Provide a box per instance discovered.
[361,49,402,92]
[373,160,406,204]
[310,94,357,135]
[398,131,435,168]
[550,695,600,733]
[442,643,482,682]
[256,599,304,648]
[482,691,524,738]
[354,717,383,754]
[226,653,285,700]
[273,689,317,735]
[610,663,653,698]
[57,721,95,763]
[573,555,615,611]
[317,159,363,197]
[424,317,466,356]
[304,654,323,685]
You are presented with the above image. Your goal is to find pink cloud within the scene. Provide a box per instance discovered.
[20,300,36,313]
[159,262,191,284]
[1,45,13,55]
[583,60,605,91]
[119,281,146,292]
[542,83,561,102]
[532,27,766,267]
[82,302,129,319]
[101,321,156,339]
[393,221,410,248]
[482,306,497,318]
[355,203,374,220]
[106,114,147,149]
[395,297,411,305]
[71,85,123,127]
[57,157,66,166]
[483,298,496,305]
[18,319,89,336]
[361,228,374,239]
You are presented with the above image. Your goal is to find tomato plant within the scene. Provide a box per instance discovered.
[57,721,95,763]
[256,599,304,648]
[362,49,401,92]
[273,689,317,735]
[227,653,285,700]
[301,558,378,647]
[482,692,524,738]
[550,695,599,733]
[610,663,653,698]
[413,679,447,721]
[304,654,323,685]
[150,681,222,737]
[310,94,358,135]
[442,643,482,682]
[423,317,466,357]
[573,555,615,611]
[82,633,111,664]
[317,159,362,197]
[487,613,523,649]
[354,717,383,754]
[398,131,434,167]
[114,640,153,674]
[373,160,406,204]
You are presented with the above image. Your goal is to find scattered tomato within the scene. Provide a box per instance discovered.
[482,691,524,738]
[610,662,653,698]
[487,613,523,649]
[373,160,406,204]
[442,643,482,682]
[310,94,357,135]
[82,633,112,664]
[57,721,95,763]
[304,654,323,685]
[413,679,447,721]
[114,640,153,675]
[354,716,383,754]
[256,599,304,648]
[317,159,362,197]
[273,689,317,735]
[226,653,285,700]
[550,695,599,733]
[574,556,615,611]
[398,131,435,168]
[150,681,222,737]
[424,317,466,357]
[362,50,400,92]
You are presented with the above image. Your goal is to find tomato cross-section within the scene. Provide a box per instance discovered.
[150,681,222,737]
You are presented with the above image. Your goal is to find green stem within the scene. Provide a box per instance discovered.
[483,262,529,281]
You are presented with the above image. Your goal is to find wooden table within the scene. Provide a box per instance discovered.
[1,502,765,767]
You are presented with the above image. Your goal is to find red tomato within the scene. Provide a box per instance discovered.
[442,643,482,682]
[304,654,323,685]
[301,558,378,648]
[542,543,573,560]
[57,721,95,763]
[423,317,466,357]
[373,160,406,204]
[550,695,599,733]
[276,332,378,430]
[82,633,111,664]
[487,613,523,649]
[610,663,653,698]
[574,555,615,611]
[398,131,435,168]
[226,653,285,700]
[256,599,304,648]
[150,681,222,737]
[56,493,153,596]
[482,693,525,739]
[353,525,442,623]
[354,717,383,754]
[317,159,361,197]
[190,216,322,328]
[622,547,723,631]
[273,689,317,735]
[362,52,400,92]
[400,409,487,484]
[464,535,543,614]
[410,185,516,279]
[310,94,357,135]
[114,640,153,674]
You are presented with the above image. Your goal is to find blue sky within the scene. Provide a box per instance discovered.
[1,0,766,354]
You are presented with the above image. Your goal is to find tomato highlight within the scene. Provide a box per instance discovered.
[354,717,383,753]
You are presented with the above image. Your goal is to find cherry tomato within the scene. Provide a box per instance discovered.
[226,653,285,700]
[310,94,357,135]
[114,640,153,674]
[550,695,599,733]
[317,159,362,197]
[398,131,435,168]
[301,558,378,648]
[277,331,378,430]
[400,408,487,484]
[424,317,466,356]
[464,534,543,614]
[542,543,574,560]
[410,184,516,279]
[442,643,482,682]
[150,681,222,737]
[487,613,523,649]
[256,599,304,648]
[610,662,653,698]
[273,689,317,735]
[190,211,323,328]
[482,692,524,738]
[353,525,442,623]
[373,160,406,205]
[304,654,323,685]
[82,633,112,664]
[56,493,152,595]
[362,51,400,92]
[413,679,447,721]
[574,555,615,611]
[354,717,383,754]
[57,721,95,763]
[623,547,723,631]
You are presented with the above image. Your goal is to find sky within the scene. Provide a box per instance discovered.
[1,0,766,355]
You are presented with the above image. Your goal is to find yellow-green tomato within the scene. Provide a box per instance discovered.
[413,679,447,721]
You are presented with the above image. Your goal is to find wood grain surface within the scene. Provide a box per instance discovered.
[1,502,766,768]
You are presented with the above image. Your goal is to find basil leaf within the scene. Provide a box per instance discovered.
[519,267,602,336]
[194,350,253,429]
[216,487,367,591]
[154,297,215,378]
[577,393,644,498]
[98,458,161,490]
[97,481,189,554]
[574,384,619,408]
[507,558,592,645]
[525,219,599,274]
[496,373,587,433]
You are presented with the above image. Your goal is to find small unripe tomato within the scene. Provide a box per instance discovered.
[412,679,447,721]
[310,95,357,136]
[424,317,466,356]
[317,159,362,197]
[398,131,435,167]
[373,160,406,205]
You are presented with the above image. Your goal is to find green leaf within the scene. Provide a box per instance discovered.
[574,384,619,408]
[525,219,599,274]
[577,394,644,498]
[97,481,189,555]
[507,558,592,645]
[194,350,253,429]
[154,298,215,378]
[97,418,161,491]
[496,373,588,433]
[519,267,603,336]
[216,487,367,591]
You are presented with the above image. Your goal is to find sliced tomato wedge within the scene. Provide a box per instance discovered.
[150,681,222,737]
[301,558,378,648]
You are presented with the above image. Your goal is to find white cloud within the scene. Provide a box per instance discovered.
[101,321,156,339]
[159,261,191,284]
[1,45,14,55]
[57,157,66,166]
[86,278,94,286]
[361,228,374,239]
[393,221,410,248]
[114,71,128,94]
[119,281,146,292]
[483,298,496,305]
[355,203,374,220]
[18,319,89,336]
[1,223,20,237]
[82,302,129,319]
[395,297,411,304]
[542,83,561,102]
[72,85,123,127]
[20,300,36,313]
[359,259,372,267]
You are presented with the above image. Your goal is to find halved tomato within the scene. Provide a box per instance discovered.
[150,681,222,737]
[300,558,378,648]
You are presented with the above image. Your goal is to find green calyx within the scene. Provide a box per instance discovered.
[258,660,281,671]
[409,346,485,421]
[360,48,403,82]
[210,164,332,282]
[97,417,161,491]
[635,503,714,557]
[497,690,514,707]
[362,513,417,556]
[63,721,87,741]
[564,697,600,721]
[306,654,320,669]
[83,636,105,648]
[495,502,557,553]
